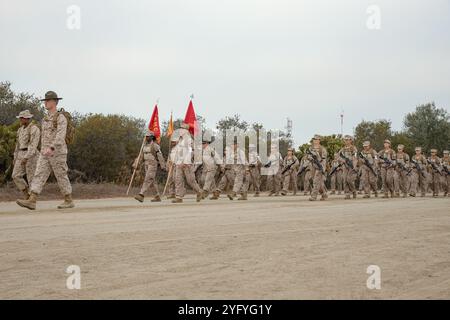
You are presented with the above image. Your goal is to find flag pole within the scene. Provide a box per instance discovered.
[162,111,173,197]
[126,135,146,195]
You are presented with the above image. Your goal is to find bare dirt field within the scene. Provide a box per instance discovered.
[0,194,449,299]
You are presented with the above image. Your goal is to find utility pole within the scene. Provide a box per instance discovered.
[340,109,344,137]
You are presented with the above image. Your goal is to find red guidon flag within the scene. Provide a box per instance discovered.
[148,104,161,143]
[184,99,198,136]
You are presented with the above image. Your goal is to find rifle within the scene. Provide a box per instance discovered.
[379,154,394,167]
[328,163,342,177]
[263,161,272,168]
[306,149,325,174]
[339,151,356,172]
[396,161,413,176]
[411,159,426,178]
[281,159,298,175]
[443,164,450,175]
[358,152,377,177]
[296,165,309,177]
[427,159,443,176]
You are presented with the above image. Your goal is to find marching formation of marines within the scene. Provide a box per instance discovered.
[12,92,449,211]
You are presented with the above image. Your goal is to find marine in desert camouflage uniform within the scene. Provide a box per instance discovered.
[329,153,343,195]
[338,135,358,200]
[17,91,74,210]
[165,136,178,199]
[134,131,166,203]
[300,154,313,195]
[172,123,202,203]
[12,110,40,199]
[280,148,300,196]
[409,147,428,197]
[359,141,378,198]
[228,141,249,200]
[441,150,449,197]
[394,144,410,198]
[247,144,262,197]
[378,139,397,198]
[200,136,221,199]
[265,144,283,196]
[210,146,235,200]
[307,134,328,201]
[427,149,442,197]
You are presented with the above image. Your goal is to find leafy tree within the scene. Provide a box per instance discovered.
[68,114,145,182]
[0,82,45,125]
[354,119,393,151]
[216,114,249,131]
[403,102,450,154]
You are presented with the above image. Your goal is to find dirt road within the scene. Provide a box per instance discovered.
[0,195,449,299]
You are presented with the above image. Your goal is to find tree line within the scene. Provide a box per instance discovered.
[0,81,449,185]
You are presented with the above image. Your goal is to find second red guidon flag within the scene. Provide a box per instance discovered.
[149,104,161,143]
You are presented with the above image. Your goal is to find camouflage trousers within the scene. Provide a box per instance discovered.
[394,169,409,196]
[248,166,261,192]
[441,174,449,195]
[216,169,235,192]
[30,153,72,195]
[267,171,281,194]
[361,166,377,196]
[12,151,38,191]
[140,162,159,196]
[429,171,441,196]
[310,168,326,198]
[232,165,246,193]
[409,169,428,196]
[342,167,357,195]
[282,169,298,194]
[380,167,395,195]
[303,170,312,192]
[201,167,217,192]
[175,164,201,199]
[330,171,343,193]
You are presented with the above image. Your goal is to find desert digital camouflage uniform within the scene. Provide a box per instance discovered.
[427,149,442,197]
[338,136,358,199]
[409,147,428,197]
[441,150,449,197]
[228,143,248,200]
[12,110,40,197]
[281,149,300,195]
[247,144,261,196]
[307,135,327,201]
[357,167,364,194]
[265,147,283,196]
[201,139,221,198]
[172,125,202,203]
[300,155,313,195]
[378,140,397,198]
[359,141,378,198]
[329,154,343,195]
[30,111,72,197]
[134,131,166,202]
[394,145,410,198]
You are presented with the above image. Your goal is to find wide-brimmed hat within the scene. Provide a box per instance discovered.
[16,109,33,119]
[40,91,63,101]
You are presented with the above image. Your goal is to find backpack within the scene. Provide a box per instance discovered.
[53,108,75,144]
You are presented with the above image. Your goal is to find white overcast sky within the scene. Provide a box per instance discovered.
[1,0,449,145]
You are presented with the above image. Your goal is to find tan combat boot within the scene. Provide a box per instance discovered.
[320,193,328,201]
[16,192,37,210]
[22,187,30,200]
[254,191,260,197]
[227,192,236,200]
[151,195,161,202]
[134,194,144,202]
[172,198,183,203]
[196,192,202,202]
[209,190,220,200]
[166,194,176,199]
[58,194,75,209]
[352,191,357,199]
[201,190,209,200]
[238,192,248,200]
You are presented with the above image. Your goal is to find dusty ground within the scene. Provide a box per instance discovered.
[0,194,449,299]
